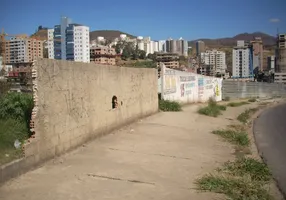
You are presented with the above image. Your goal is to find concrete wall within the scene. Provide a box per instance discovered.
[2,58,158,178]
[160,65,222,103]
[222,80,286,100]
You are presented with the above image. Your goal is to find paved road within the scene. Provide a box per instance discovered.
[254,102,286,197]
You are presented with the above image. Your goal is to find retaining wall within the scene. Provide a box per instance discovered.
[0,58,158,183]
[222,80,286,100]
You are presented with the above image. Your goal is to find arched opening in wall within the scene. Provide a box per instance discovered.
[112,95,118,109]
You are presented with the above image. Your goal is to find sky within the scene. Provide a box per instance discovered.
[1,0,285,41]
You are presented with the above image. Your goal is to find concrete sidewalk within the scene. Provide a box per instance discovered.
[0,105,242,200]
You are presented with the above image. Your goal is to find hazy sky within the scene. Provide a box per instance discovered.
[1,0,285,40]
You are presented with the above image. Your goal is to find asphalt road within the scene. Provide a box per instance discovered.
[254,102,286,197]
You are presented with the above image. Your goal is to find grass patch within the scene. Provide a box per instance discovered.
[198,99,227,117]
[0,92,33,165]
[237,108,259,124]
[0,118,28,165]
[212,129,250,146]
[159,100,182,112]
[227,101,249,107]
[248,98,257,102]
[196,174,273,200]
[222,157,271,182]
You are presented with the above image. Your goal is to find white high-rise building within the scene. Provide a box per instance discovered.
[158,40,166,52]
[73,25,90,63]
[153,41,159,53]
[150,41,154,54]
[200,49,226,73]
[47,29,54,59]
[51,16,90,63]
[232,41,253,78]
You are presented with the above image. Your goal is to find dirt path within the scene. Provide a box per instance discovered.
[0,102,272,200]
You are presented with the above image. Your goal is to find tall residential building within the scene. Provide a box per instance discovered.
[158,40,166,52]
[275,33,286,84]
[165,38,188,56]
[251,37,263,71]
[47,29,54,59]
[200,49,226,73]
[267,56,275,71]
[4,35,43,64]
[232,40,254,78]
[181,39,188,57]
[196,41,205,56]
[49,16,90,63]
[153,41,159,53]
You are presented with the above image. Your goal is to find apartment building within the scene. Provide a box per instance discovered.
[4,35,43,64]
[158,40,166,52]
[90,45,116,65]
[200,49,226,74]
[48,16,90,63]
[156,52,179,69]
[275,33,286,84]
[196,41,205,56]
[232,40,254,78]
[267,56,275,71]
[47,29,54,59]
[251,37,263,71]
[165,38,188,56]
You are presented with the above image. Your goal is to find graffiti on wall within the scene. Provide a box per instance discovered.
[205,79,213,90]
[212,79,221,97]
[198,77,204,98]
[164,69,177,95]
[180,76,196,97]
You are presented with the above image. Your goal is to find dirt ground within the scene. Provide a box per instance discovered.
[0,101,283,200]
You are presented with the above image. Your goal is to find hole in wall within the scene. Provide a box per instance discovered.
[112,95,118,109]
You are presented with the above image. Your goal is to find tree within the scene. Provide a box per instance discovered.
[121,48,129,60]
[138,50,146,59]
[115,43,121,54]
[147,53,156,61]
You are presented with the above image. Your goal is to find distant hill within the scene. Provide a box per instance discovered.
[188,32,276,48]
[89,30,136,41]
[31,28,276,49]
[30,29,136,42]
[30,29,48,41]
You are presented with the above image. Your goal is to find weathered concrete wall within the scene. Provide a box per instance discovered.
[24,58,158,165]
[222,80,286,100]
[161,65,222,103]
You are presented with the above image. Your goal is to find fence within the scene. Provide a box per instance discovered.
[222,80,286,100]
[160,64,222,103]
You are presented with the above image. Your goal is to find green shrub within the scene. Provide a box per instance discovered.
[212,129,250,146]
[227,101,249,107]
[0,92,33,125]
[223,96,230,101]
[196,174,273,200]
[248,98,256,102]
[0,92,33,164]
[222,157,271,182]
[237,108,259,124]
[0,119,29,150]
[0,119,28,164]
[159,100,182,112]
[198,98,226,117]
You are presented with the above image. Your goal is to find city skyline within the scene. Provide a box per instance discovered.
[1,0,286,40]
